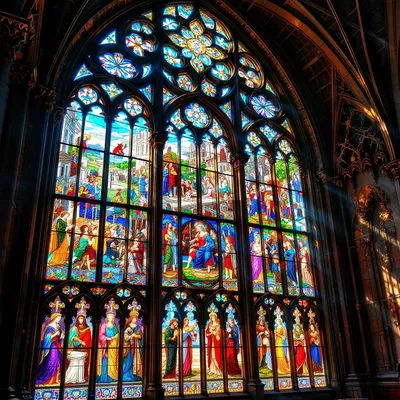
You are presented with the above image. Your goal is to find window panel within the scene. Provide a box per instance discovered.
[201,170,217,217]
[162,300,180,396]
[122,299,144,398]
[39,3,327,397]
[64,297,93,399]
[273,307,292,389]
[283,232,300,295]
[55,145,79,196]
[96,299,120,399]
[292,308,310,388]
[78,150,103,201]
[34,296,66,399]
[308,309,326,386]
[263,229,282,294]
[256,306,274,390]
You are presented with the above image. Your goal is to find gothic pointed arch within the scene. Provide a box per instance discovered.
[31,2,331,399]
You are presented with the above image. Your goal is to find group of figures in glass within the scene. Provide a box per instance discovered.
[255,304,325,390]
[34,291,325,399]
[36,296,145,400]
[161,300,242,395]
[37,2,327,399]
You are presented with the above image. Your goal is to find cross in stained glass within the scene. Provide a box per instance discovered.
[50,296,65,313]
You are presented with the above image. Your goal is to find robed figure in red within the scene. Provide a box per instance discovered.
[206,312,223,375]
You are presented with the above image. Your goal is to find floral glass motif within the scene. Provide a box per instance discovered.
[124,98,143,116]
[139,85,152,103]
[162,6,232,74]
[185,103,210,128]
[142,11,153,20]
[251,95,277,119]
[260,124,278,143]
[176,73,194,91]
[163,46,184,68]
[125,21,156,57]
[239,56,262,88]
[279,139,292,154]
[101,83,124,100]
[100,30,116,45]
[241,112,253,129]
[208,119,223,138]
[201,79,216,97]
[163,87,176,105]
[99,53,137,79]
[211,63,232,81]
[77,87,98,106]
[74,64,93,80]
[178,5,194,19]
[163,17,180,31]
[220,102,232,121]
[248,131,261,147]
[126,34,155,56]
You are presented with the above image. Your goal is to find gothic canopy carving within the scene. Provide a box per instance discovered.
[335,103,388,180]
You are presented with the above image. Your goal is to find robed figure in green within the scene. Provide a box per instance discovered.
[163,318,179,378]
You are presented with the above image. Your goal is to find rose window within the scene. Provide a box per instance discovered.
[162,6,232,74]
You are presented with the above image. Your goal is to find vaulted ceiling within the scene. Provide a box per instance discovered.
[7,0,400,169]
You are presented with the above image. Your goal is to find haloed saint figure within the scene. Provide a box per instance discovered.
[65,307,92,384]
[97,308,120,382]
[36,298,66,386]
[36,313,65,385]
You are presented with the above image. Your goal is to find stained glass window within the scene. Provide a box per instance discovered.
[38,3,327,399]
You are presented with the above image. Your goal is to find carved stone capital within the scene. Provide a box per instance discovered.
[150,131,168,148]
[0,12,29,61]
[32,84,57,112]
[230,153,250,170]
[382,159,400,181]
[11,63,35,88]
[316,170,328,186]
[388,297,400,327]
[332,175,344,188]
[359,235,372,255]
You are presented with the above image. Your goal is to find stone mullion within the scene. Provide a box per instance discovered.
[231,154,264,399]
[368,234,396,370]
[316,173,361,396]
[89,320,100,400]
[145,5,167,398]
[286,321,298,390]
[199,322,207,396]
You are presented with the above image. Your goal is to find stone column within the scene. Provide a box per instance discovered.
[0,81,55,399]
[0,12,29,141]
[231,153,264,399]
[145,130,168,400]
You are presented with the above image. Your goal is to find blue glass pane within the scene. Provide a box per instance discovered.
[74,64,93,80]
[185,103,210,128]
